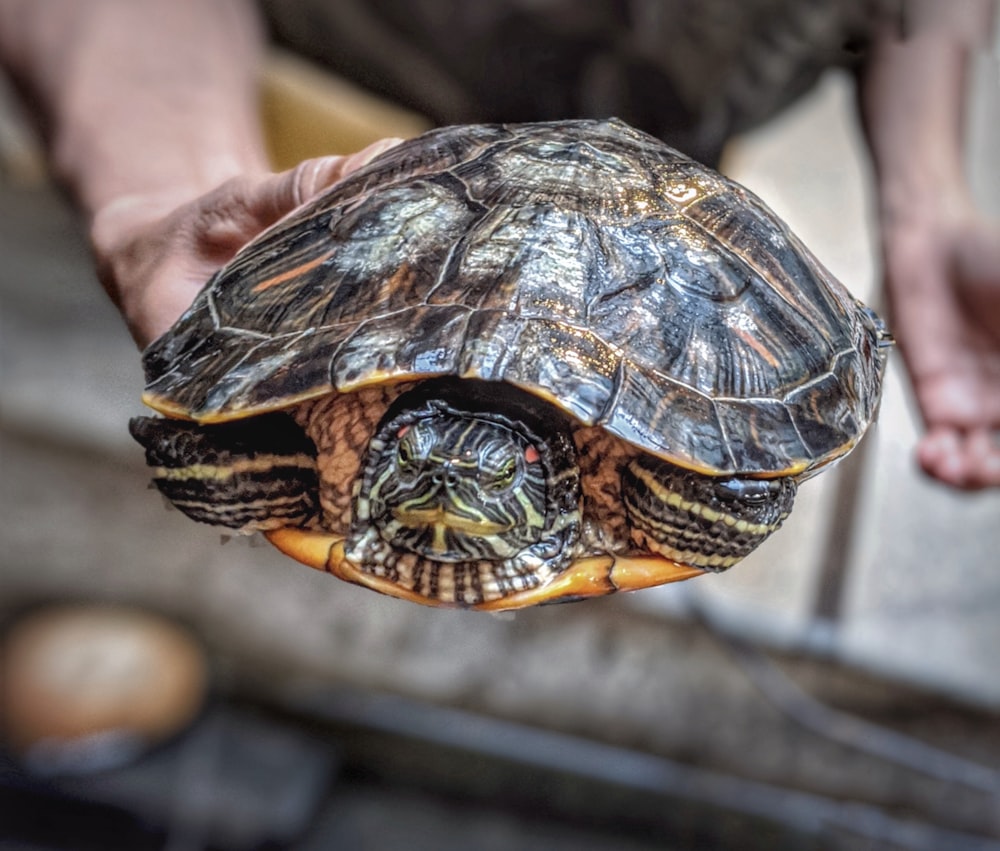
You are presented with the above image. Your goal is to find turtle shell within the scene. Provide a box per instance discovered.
[142,118,887,477]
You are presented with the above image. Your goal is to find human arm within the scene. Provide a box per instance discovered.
[860,0,1000,489]
[0,0,395,346]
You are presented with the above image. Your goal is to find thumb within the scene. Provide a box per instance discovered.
[292,137,406,205]
[247,137,405,228]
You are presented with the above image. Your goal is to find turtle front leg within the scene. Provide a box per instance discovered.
[129,413,321,533]
[621,455,797,570]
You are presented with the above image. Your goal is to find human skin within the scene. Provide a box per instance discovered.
[861,0,1000,488]
[0,0,398,346]
[0,0,997,487]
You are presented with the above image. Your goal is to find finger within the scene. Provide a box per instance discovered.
[918,426,1000,490]
[958,428,1000,489]
[917,426,966,486]
[884,236,1000,433]
[188,139,405,257]
[261,138,405,220]
[291,137,405,205]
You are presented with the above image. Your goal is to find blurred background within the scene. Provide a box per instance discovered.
[2,8,1000,850]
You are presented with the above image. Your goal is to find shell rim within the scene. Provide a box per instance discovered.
[140,369,847,480]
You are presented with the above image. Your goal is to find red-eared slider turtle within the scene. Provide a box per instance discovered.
[130,118,890,611]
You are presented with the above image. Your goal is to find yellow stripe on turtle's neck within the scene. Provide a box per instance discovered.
[154,453,315,481]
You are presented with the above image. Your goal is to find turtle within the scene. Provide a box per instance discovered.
[130,118,890,611]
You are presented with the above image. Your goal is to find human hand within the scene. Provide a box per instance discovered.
[882,198,1000,489]
[90,139,401,348]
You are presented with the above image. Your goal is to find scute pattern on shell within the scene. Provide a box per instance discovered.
[142,119,886,476]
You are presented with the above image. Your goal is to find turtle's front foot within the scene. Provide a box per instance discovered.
[129,413,321,533]
[621,456,797,570]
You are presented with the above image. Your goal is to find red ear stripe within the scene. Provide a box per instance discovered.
[397,425,410,438]
[524,445,541,464]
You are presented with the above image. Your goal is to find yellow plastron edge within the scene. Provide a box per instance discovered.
[265,528,705,611]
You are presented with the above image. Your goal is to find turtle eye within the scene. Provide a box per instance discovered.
[485,457,520,492]
[712,476,781,505]
[396,434,417,474]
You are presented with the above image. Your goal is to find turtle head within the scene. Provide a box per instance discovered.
[347,379,582,603]
[367,411,548,562]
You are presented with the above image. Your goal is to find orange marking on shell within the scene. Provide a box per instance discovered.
[733,326,780,368]
[250,251,333,293]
